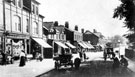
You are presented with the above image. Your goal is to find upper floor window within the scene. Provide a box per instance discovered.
[26,19,29,33]
[32,4,35,14]
[14,16,21,32]
[12,0,16,5]
[18,0,21,8]
[36,6,38,15]
[33,22,38,34]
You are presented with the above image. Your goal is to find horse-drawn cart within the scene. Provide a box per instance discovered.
[53,53,81,70]
[53,54,74,69]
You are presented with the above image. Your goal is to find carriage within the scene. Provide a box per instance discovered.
[103,47,115,61]
[53,53,74,69]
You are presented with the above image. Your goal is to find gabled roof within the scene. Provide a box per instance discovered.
[94,32,104,38]
[84,30,93,34]
[54,25,65,33]
[43,22,54,30]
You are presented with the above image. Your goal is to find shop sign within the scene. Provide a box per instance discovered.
[12,40,24,57]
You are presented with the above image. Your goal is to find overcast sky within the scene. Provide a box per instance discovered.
[38,0,128,37]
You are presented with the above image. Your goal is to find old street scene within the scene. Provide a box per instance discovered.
[0,0,135,77]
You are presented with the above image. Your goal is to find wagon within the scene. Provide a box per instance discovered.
[53,53,74,69]
[103,47,115,61]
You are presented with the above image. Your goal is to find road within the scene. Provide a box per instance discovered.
[37,52,135,77]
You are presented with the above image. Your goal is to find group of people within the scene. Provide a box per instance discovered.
[112,55,128,73]
[79,51,88,61]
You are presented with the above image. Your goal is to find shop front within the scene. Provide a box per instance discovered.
[6,34,29,60]
[65,41,76,53]
[54,41,69,56]
[31,37,52,59]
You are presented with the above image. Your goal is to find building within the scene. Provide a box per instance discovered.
[43,22,69,57]
[0,0,51,60]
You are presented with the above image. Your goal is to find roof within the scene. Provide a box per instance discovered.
[43,22,54,30]
[54,25,65,33]
[31,0,40,5]
[84,30,93,34]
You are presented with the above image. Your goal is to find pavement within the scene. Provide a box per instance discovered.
[0,52,135,77]
[0,59,54,77]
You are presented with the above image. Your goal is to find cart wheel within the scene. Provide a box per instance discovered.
[74,58,81,69]
[55,61,60,70]
[70,60,74,68]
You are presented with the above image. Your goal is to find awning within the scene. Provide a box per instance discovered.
[82,42,91,49]
[65,42,76,49]
[55,41,68,48]
[78,42,87,48]
[85,42,94,49]
[33,38,52,48]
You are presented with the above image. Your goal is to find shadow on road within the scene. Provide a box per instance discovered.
[37,60,135,77]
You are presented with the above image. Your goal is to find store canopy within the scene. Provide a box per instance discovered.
[55,41,68,48]
[85,42,94,49]
[78,42,87,48]
[82,42,91,49]
[65,42,76,49]
[33,38,52,48]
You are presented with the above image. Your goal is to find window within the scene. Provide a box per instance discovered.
[33,22,38,34]
[12,0,16,5]
[18,17,21,31]
[36,6,38,15]
[32,4,35,14]
[18,0,21,8]
[26,19,29,32]
[14,16,21,32]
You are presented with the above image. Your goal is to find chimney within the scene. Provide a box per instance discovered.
[81,28,84,33]
[75,25,78,31]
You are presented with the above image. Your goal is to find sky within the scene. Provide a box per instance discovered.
[38,0,128,37]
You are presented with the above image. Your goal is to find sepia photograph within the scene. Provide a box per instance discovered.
[0,0,135,77]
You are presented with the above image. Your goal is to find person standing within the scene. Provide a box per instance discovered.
[1,52,7,65]
[120,55,128,73]
[112,56,120,71]
[19,50,26,67]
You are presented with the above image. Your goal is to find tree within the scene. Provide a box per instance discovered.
[65,21,69,28]
[54,21,58,27]
[113,0,135,48]
[113,0,135,30]
[110,35,124,47]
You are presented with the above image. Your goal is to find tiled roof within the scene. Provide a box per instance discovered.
[43,22,54,30]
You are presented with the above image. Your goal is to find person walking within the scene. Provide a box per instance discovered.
[1,52,7,65]
[19,50,26,67]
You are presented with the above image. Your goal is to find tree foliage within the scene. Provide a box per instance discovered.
[113,0,135,30]
[113,0,135,48]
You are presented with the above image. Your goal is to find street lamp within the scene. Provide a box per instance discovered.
[118,40,121,58]
[3,0,6,53]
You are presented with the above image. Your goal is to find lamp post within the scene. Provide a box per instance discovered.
[118,40,121,58]
[3,0,6,53]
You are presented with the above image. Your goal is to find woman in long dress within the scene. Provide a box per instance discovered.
[19,50,26,67]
